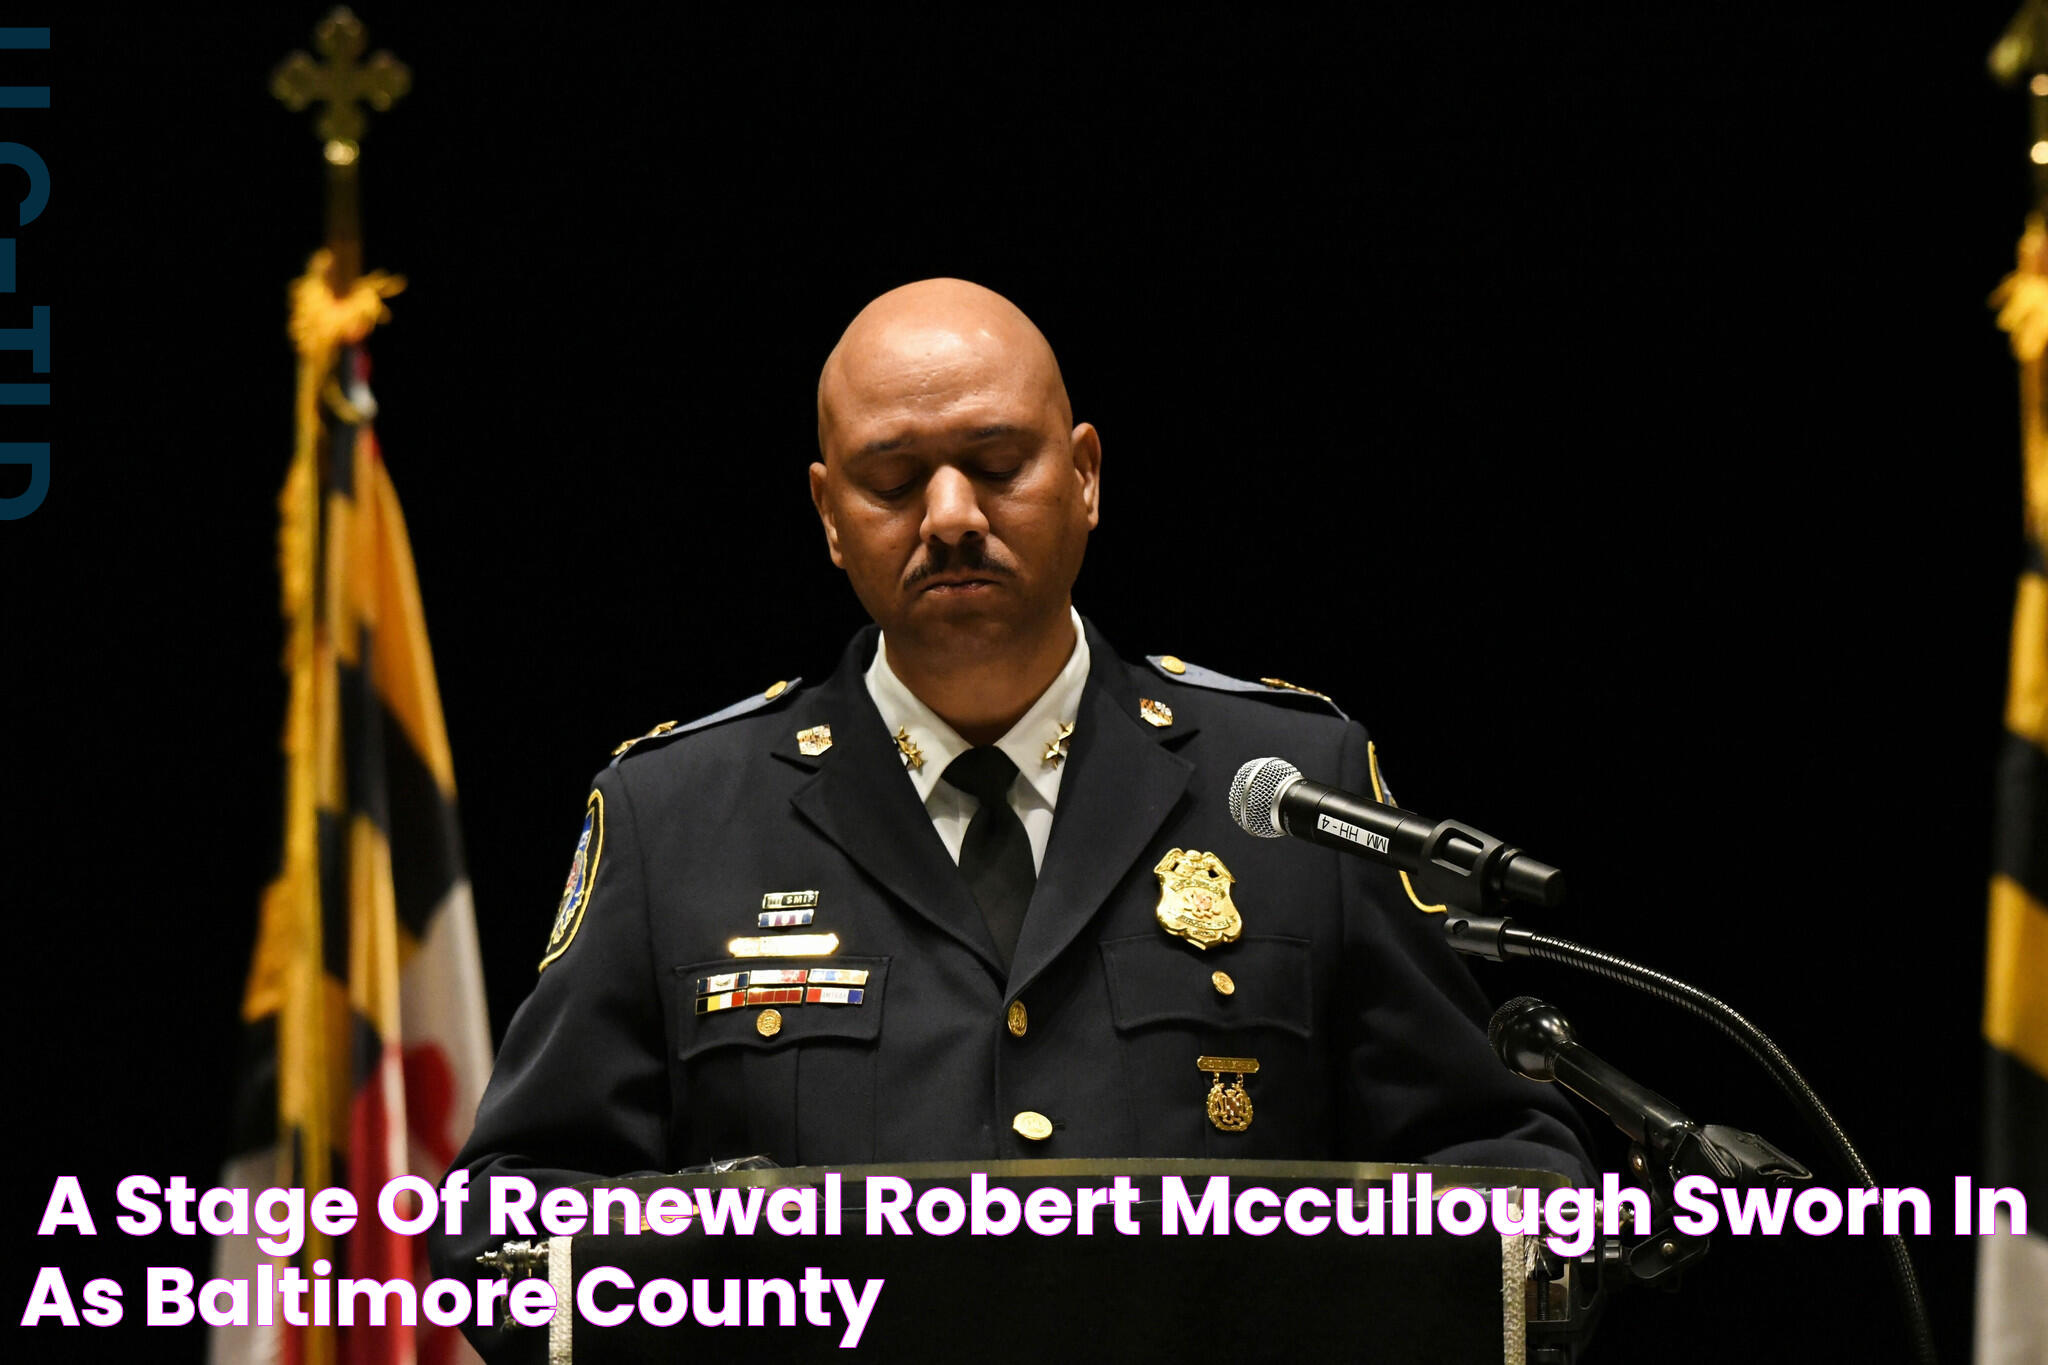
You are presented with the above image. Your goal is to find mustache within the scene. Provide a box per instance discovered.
[903,540,1017,588]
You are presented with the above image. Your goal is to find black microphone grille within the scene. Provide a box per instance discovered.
[1487,996,1548,1054]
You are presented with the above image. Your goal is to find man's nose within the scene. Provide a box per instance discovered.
[920,466,989,545]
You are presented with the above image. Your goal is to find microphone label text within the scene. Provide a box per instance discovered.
[1317,813,1389,854]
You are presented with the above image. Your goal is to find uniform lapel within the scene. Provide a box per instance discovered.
[785,629,1006,976]
[1008,618,1194,994]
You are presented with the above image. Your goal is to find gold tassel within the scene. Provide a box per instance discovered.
[287,247,405,361]
[1992,215,2048,546]
[277,251,404,623]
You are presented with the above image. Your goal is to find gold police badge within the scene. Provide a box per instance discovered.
[1152,848,1244,949]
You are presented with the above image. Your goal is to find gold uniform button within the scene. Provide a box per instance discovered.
[1012,1111,1053,1142]
[756,1008,783,1037]
[764,679,789,700]
[1159,654,1187,675]
[1006,1000,1029,1037]
[1211,970,1235,996]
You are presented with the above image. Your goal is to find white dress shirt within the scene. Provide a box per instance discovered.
[864,605,1090,873]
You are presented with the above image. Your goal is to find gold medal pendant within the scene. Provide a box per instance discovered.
[1206,1077,1253,1132]
[1198,1056,1259,1133]
[1152,849,1244,949]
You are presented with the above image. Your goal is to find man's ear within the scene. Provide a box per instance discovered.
[1070,422,1102,529]
[809,461,844,567]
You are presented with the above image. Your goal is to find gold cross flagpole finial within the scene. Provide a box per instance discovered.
[1992,0,2048,211]
[272,7,410,290]
[272,7,409,163]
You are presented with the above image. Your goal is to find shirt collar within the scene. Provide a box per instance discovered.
[865,606,1091,806]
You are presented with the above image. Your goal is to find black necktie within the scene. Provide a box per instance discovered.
[943,747,1035,969]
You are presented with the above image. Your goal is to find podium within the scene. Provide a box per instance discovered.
[499,1159,1595,1364]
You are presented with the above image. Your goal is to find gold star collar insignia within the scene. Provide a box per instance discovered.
[1042,720,1075,767]
[893,727,925,771]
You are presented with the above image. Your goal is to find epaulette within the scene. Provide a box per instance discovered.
[609,678,803,766]
[1143,654,1349,721]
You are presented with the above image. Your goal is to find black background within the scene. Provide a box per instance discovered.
[2,6,2034,1361]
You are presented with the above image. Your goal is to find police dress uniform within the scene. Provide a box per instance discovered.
[435,615,1592,1315]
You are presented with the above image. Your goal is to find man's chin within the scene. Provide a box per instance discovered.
[903,588,1015,633]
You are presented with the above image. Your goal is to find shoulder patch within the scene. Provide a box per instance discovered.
[1143,654,1349,720]
[539,789,604,972]
[609,677,804,766]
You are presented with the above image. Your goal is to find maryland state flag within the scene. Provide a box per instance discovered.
[1983,217,2048,1362]
[213,252,491,1365]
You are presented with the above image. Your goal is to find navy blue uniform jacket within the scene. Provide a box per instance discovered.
[437,619,1591,1277]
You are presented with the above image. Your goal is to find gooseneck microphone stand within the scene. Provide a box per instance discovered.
[1229,763,1938,1361]
[1435,902,1937,1365]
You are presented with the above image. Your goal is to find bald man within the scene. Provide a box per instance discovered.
[809,280,1100,749]
[438,280,1591,1353]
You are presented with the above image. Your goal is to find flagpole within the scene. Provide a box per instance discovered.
[251,14,410,1365]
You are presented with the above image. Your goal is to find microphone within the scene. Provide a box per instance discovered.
[1488,996,1692,1149]
[1228,757,1565,911]
[1489,996,1812,1186]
